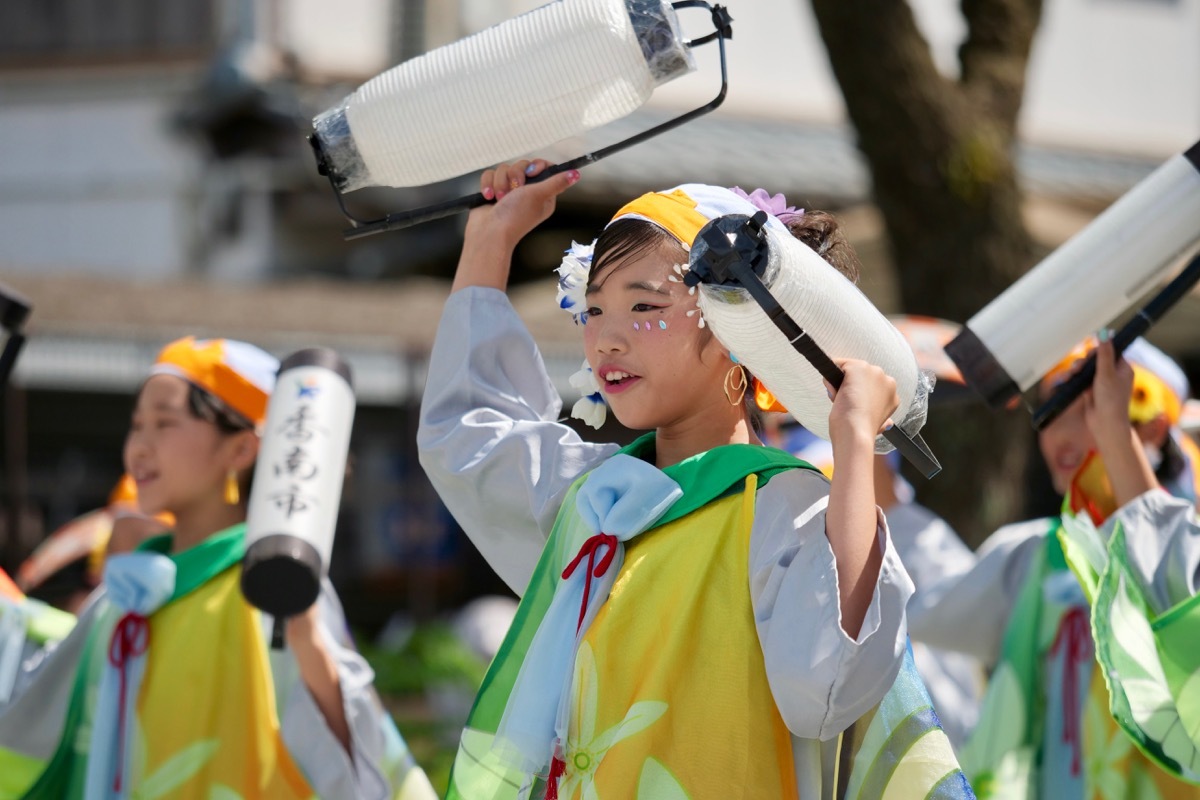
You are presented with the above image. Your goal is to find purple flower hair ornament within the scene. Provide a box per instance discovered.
[729,187,805,226]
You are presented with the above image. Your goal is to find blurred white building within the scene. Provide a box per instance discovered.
[1,0,1196,281]
[0,0,1196,595]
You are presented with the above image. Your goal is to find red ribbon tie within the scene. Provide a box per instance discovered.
[1050,606,1093,777]
[108,611,151,792]
[561,533,618,633]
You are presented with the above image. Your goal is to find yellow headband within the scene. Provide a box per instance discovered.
[611,189,710,247]
[1042,339,1183,425]
[151,336,277,428]
[608,184,794,250]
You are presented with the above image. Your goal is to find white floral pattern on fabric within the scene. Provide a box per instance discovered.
[560,642,667,800]
[636,757,691,799]
[556,241,594,324]
[568,360,606,429]
[129,716,222,800]
[1083,697,1132,800]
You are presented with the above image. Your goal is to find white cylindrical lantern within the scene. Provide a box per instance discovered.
[243,348,355,618]
[311,0,694,191]
[946,141,1200,407]
[693,216,929,449]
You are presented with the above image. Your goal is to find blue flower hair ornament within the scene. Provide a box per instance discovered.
[556,241,593,325]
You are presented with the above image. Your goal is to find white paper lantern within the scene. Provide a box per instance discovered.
[313,0,694,191]
[947,142,1200,406]
[243,348,355,617]
[695,219,928,449]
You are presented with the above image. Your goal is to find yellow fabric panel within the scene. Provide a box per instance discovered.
[569,476,798,799]
[136,566,314,799]
[878,730,957,800]
[0,750,44,798]
[1179,434,1200,501]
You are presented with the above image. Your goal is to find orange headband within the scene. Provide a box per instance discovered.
[151,336,275,427]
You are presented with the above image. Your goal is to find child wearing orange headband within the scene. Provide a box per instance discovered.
[419,162,970,798]
[909,335,1200,798]
[0,337,434,799]
[15,475,171,617]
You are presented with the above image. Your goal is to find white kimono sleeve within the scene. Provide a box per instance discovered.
[1106,488,1200,614]
[911,493,1200,666]
[906,517,1049,665]
[749,468,915,741]
[275,580,402,800]
[884,503,976,595]
[0,592,100,758]
[417,287,618,595]
[883,502,983,750]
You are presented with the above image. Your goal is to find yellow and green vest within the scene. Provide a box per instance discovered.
[447,434,973,799]
[960,506,1200,799]
[0,524,429,800]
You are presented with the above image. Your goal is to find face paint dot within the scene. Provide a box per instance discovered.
[632,322,639,331]
[658,320,667,330]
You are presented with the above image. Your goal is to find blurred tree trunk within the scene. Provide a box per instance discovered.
[809,0,1044,544]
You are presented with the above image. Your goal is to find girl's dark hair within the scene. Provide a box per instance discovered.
[130,379,257,504]
[185,384,255,434]
[589,208,861,285]
[784,210,860,283]
[589,218,680,283]
[186,384,257,500]
[1157,430,1187,488]
[132,379,253,434]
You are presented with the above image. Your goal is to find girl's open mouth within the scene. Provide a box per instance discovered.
[601,370,641,394]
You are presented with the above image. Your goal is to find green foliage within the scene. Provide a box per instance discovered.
[359,623,490,796]
[359,622,488,696]
[391,714,457,798]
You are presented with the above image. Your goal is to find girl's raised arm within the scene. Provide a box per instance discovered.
[1085,336,1159,505]
[824,359,899,638]
[420,161,615,594]
[452,160,580,294]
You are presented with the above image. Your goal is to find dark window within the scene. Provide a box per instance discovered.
[0,0,215,67]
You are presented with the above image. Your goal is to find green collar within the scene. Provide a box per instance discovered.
[137,523,247,603]
[617,432,816,530]
[1046,515,1067,571]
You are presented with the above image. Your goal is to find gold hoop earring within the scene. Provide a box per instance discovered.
[224,469,240,505]
[723,364,748,406]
